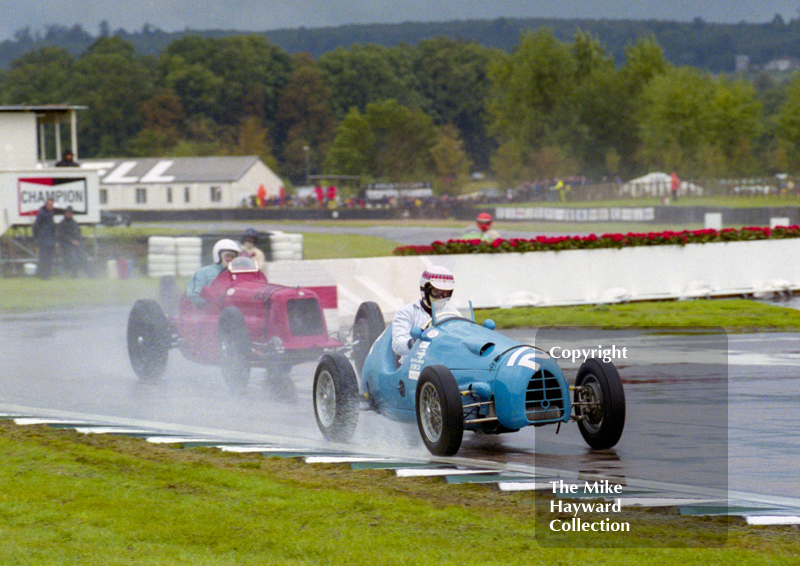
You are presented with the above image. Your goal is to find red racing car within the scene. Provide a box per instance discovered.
[127,255,345,395]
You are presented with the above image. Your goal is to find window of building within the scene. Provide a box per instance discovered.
[99,188,107,205]
[210,186,222,202]
[184,187,190,203]
[166,187,172,203]
[135,188,147,204]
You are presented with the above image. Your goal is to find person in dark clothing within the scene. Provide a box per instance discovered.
[58,206,91,277]
[55,151,79,167]
[33,198,57,279]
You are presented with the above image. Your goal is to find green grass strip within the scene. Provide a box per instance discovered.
[480,298,800,332]
[0,421,797,565]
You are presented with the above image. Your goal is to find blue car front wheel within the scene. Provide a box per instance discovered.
[574,358,626,449]
[416,365,464,456]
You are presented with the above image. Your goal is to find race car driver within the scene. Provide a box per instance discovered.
[186,238,241,307]
[461,212,501,242]
[391,265,455,358]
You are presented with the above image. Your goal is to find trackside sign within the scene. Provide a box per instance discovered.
[1,170,100,230]
[18,177,88,215]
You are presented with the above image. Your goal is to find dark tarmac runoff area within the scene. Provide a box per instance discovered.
[0,306,798,500]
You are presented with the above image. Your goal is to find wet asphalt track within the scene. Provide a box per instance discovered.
[0,305,797,500]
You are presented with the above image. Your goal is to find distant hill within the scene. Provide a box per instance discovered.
[2,16,800,72]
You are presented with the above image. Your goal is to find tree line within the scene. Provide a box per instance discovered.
[7,15,800,72]
[2,29,800,192]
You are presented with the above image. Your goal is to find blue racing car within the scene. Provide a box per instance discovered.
[313,301,625,456]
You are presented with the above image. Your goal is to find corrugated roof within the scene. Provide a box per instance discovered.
[79,156,262,184]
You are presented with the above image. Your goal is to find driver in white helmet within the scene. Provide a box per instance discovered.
[186,238,241,307]
[391,265,454,358]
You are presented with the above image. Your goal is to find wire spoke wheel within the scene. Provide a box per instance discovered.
[415,365,463,456]
[313,353,359,442]
[419,382,443,442]
[315,369,337,429]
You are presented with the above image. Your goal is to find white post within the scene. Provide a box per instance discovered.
[70,109,78,161]
[39,122,46,162]
[770,217,790,229]
[54,121,62,163]
[704,212,723,230]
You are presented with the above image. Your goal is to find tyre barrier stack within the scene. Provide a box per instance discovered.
[176,237,202,277]
[147,236,202,277]
[267,231,303,262]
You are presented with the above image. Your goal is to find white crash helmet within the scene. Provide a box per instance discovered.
[420,265,455,296]
[212,238,241,263]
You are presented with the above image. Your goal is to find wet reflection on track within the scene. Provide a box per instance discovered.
[0,308,797,498]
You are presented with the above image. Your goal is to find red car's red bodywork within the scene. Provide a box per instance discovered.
[176,267,342,367]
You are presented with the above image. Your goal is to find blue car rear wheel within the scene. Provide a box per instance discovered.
[352,301,384,375]
[314,353,359,442]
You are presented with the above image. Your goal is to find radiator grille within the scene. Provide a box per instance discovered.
[286,298,326,336]
[525,369,565,422]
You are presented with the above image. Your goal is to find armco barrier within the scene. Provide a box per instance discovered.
[265,239,800,324]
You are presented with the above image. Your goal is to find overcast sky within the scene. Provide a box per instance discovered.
[1,0,799,41]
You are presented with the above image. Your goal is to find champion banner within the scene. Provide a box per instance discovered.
[18,177,88,216]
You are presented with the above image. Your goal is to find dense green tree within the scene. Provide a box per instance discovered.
[230,115,277,169]
[489,140,527,187]
[73,37,155,156]
[324,107,375,177]
[571,30,613,80]
[276,53,337,182]
[126,89,186,156]
[368,100,436,180]
[775,73,800,169]
[161,35,293,126]
[706,78,762,167]
[317,44,419,120]
[158,54,226,119]
[569,31,626,176]
[611,35,670,175]
[488,30,580,156]
[638,67,763,175]
[430,124,473,192]
[0,47,77,105]
[637,67,715,172]
[325,100,436,180]
[619,34,669,94]
[1,24,796,183]
[411,37,500,169]
[141,90,185,143]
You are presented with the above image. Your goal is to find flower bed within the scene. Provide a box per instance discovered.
[392,225,800,256]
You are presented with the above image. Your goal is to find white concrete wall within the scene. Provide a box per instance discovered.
[265,239,800,323]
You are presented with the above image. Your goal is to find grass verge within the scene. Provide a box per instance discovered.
[0,277,159,312]
[0,420,797,565]
[480,298,800,332]
[299,232,399,259]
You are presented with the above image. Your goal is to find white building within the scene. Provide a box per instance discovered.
[82,156,284,211]
[0,105,100,236]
